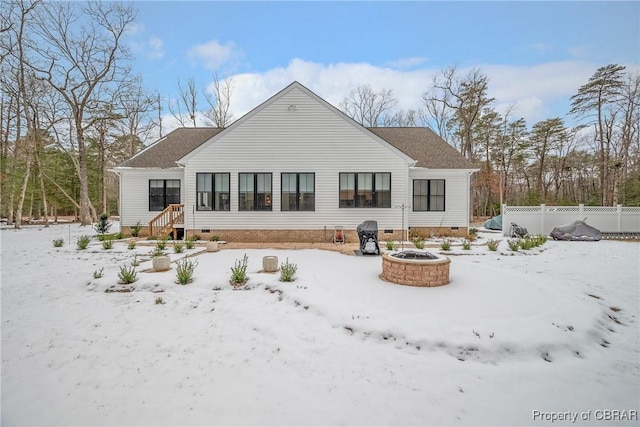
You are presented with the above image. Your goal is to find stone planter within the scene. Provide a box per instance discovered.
[152,255,171,272]
[262,256,279,273]
[206,241,219,252]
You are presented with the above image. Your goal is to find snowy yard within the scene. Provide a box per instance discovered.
[1,223,639,426]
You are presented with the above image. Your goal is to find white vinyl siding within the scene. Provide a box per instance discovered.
[119,168,183,226]
[408,168,472,227]
[183,86,410,231]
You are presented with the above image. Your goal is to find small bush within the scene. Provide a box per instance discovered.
[210,235,220,242]
[77,235,91,250]
[150,247,165,258]
[156,236,168,250]
[175,257,197,285]
[385,240,397,251]
[279,258,298,282]
[173,242,184,253]
[230,254,249,286]
[102,238,114,250]
[519,237,535,250]
[131,255,140,267]
[487,239,499,251]
[127,241,136,250]
[131,221,142,237]
[93,267,104,279]
[469,227,479,235]
[192,235,201,241]
[114,232,123,240]
[440,239,452,251]
[508,239,520,251]
[462,239,471,250]
[117,265,137,284]
[94,213,112,235]
[185,237,196,249]
[52,238,64,248]
[155,296,165,305]
[413,239,425,250]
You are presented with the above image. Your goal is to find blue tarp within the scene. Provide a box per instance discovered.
[484,215,502,230]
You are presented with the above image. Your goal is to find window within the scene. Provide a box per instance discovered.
[196,173,230,211]
[239,173,272,211]
[413,179,445,211]
[149,179,180,211]
[339,172,391,208]
[282,173,315,211]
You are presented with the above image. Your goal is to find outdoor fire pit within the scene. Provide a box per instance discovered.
[380,251,450,287]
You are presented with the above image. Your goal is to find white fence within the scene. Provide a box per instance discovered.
[502,204,640,236]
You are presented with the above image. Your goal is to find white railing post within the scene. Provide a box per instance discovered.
[617,204,622,232]
[579,204,584,220]
[540,204,545,235]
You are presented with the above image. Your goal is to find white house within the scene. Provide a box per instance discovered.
[113,81,478,242]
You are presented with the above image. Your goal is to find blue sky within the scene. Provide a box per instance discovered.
[126,1,640,129]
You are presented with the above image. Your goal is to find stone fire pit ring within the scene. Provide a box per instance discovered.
[380,250,451,287]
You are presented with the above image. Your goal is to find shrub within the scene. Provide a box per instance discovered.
[385,240,397,251]
[93,267,104,279]
[77,235,91,250]
[175,258,197,285]
[127,241,136,250]
[487,239,499,251]
[210,235,220,242]
[469,227,479,235]
[117,265,137,284]
[413,239,425,250]
[173,242,184,253]
[279,258,298,282]
[131,221,142,237]
[102,238,114,250]
[508,239,520,251]
[519,237,535,250]
[52,238,64,248]
[462,239,471,250]
[131,255,140,267]
[156,236,168,250]
[114,232,123,240]
[230,254,249,286]
[191,235,201,241]
[94,213,112,235]
[440,239,452,251]
[185,237,196,249]
[155,296,165,305]
[150,247,165,258]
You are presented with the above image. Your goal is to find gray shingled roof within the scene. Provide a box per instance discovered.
[368,127,476,169]
[117,126,475,170]
[117,128,223,168]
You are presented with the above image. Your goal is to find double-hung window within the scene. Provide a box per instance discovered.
[239,173,272,211]
[413,179,445,211]
[149,179,181,211]
[339,172,391,208]
[196,173,230,211]
[282,173,315,211]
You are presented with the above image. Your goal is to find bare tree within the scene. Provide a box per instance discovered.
[423,66,494,160]
[339,84,398,127]
[27,1,136,225]
[203,73,234,128]
[529,118,568,200]
[169,77,198,127]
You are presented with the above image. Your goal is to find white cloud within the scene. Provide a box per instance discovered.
[531,42,552,54]
[147,37,164,60]
[213,58,606,127]
[187,40,243,70]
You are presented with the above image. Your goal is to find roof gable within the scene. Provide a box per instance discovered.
[178,81,414,165]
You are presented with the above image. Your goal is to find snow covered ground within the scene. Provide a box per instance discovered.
[1,222,638,426]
